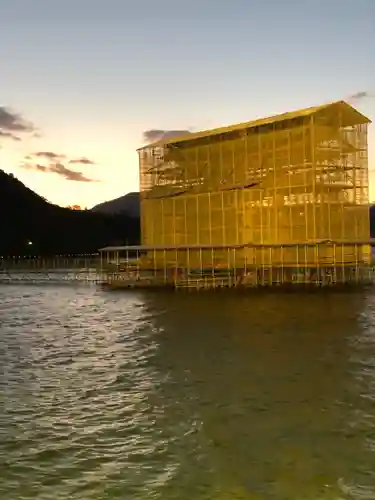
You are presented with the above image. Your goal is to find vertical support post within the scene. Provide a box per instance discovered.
[258,133,263,246]
[244,244,248,285]
[227,247,231,287]
[161,198,165,247]
[341,243,346,284]
[269,246,273,284]
[221,191,225,245]
[163,249,167,285]
[296,244,299,284]
[196,196,200,246]
[184,197,188,248]
[302,122,309,246]
[287,128,293,247]
[208,139,213,248]
[172,198,176,247]
[208,192,212,246]
[174,248,178,288]
[199,247,203,285]
[332,243,336,285]
[196,146,200,246]
[153,249,156,280]
[187,248,191,289]
[272,122,277,245]
[244,131,248,247]
[310,114,317,242]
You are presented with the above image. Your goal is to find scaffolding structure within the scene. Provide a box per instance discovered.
[138,101,371,272]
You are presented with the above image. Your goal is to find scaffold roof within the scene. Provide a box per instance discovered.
[138,100,371,150]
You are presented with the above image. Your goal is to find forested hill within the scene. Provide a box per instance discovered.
[0,170,140,256]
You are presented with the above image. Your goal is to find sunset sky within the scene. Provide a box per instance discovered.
[1,0,374,208]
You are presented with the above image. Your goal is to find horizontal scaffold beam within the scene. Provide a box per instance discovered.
[99,240,375,253]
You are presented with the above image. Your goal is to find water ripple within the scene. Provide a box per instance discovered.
[1,284,375,498]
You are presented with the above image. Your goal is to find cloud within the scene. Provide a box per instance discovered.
[48,163,98,182]
[1,107,98,182]
[0,106,36,133]
[349,91,371,100]
[68,157,96,165]
[34,151,66,160]
[26,163,48,173]
[143,129,191,143]
[0,106,38,146]
[23,161,98,182]
[0,130,21,141]
[21,151,99,182]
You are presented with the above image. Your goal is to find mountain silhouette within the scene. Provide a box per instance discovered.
[0,169,140,256]
[91,192,140,217]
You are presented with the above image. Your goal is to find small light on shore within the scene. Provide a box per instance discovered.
[28,241,33,245]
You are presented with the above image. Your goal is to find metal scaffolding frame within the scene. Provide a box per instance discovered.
[137,100,371,271]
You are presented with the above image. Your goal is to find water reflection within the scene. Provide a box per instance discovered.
[141,291,375,498]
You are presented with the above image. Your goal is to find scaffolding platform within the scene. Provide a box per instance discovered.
[99,242,375,291]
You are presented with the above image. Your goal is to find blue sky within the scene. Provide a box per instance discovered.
[0,0,374,207]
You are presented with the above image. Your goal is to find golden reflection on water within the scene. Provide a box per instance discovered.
[141,291,375,499]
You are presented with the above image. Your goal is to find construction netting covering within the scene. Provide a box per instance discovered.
[138,101,370,268]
